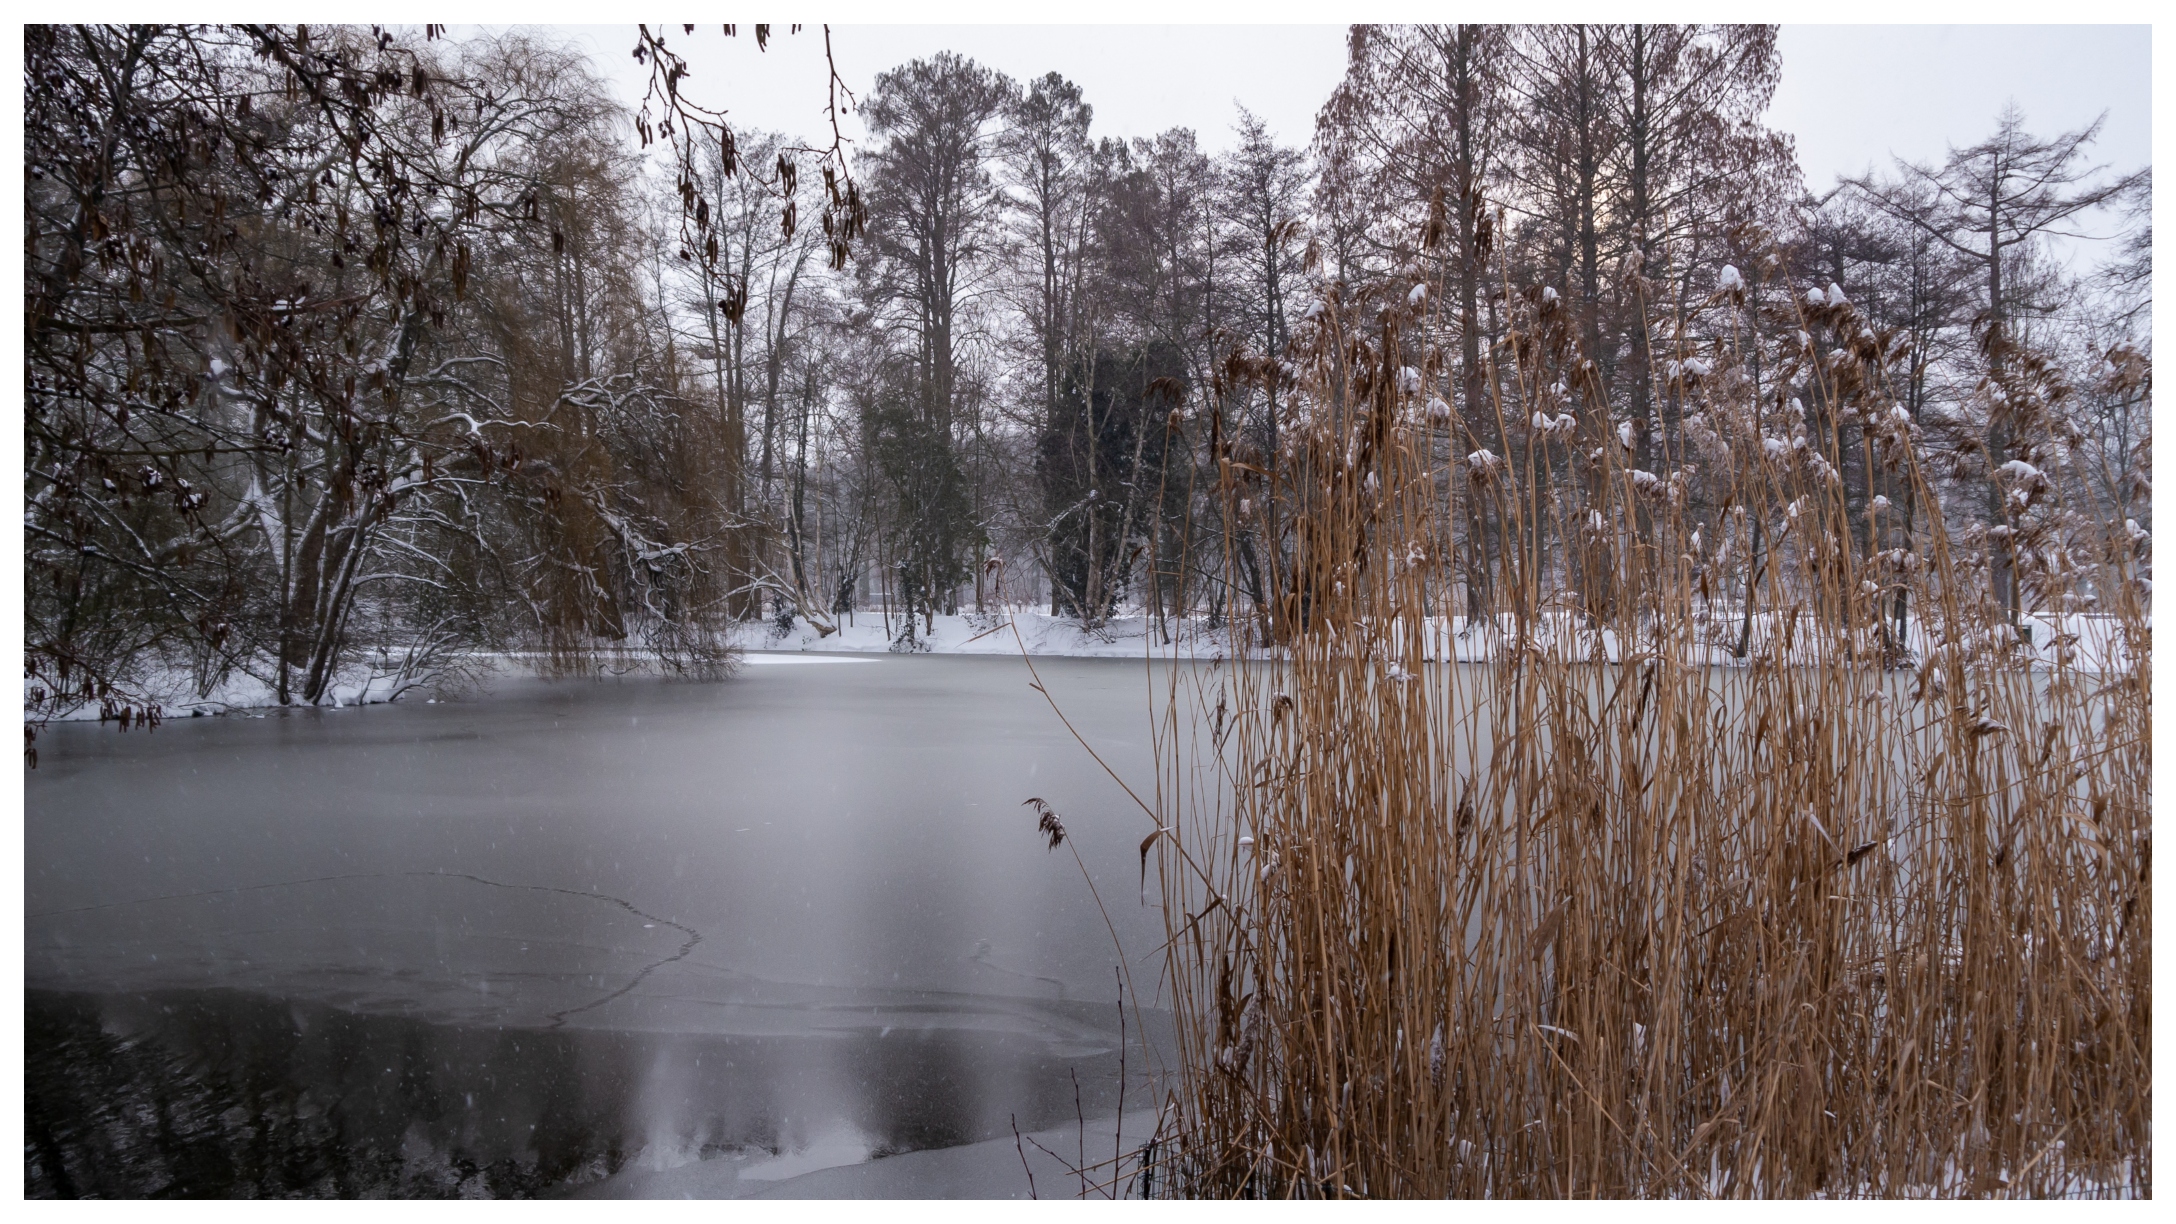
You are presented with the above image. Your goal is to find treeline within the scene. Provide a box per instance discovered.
[27,25,738,716]
[23,24,2150,714]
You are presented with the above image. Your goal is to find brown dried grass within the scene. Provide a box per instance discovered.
[1139,281,2150,1197]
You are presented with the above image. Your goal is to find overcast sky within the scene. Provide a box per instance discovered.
[1770,26,2149,188]
[542,23,2150,188]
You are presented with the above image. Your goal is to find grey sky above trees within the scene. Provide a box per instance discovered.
[534,23,2150,176]
[530,22,2148,269]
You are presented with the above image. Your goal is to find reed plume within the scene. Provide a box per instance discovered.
[1141,247,2150,1198]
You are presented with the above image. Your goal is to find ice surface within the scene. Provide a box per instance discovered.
[26,656,1183,1195]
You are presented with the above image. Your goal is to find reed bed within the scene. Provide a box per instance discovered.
[1138,269,2151,1197]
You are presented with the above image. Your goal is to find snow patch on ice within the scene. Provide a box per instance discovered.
[735,1120,874,1183]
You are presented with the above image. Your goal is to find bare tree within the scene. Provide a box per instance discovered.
[1849,107,2146,622]
[856,53,1017,628]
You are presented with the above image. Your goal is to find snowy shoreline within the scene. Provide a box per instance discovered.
[755,606,2140,672]
[751,609,1211,659]
[28,607,2139,722]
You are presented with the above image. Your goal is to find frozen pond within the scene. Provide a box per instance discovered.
[25,654,1179,1197]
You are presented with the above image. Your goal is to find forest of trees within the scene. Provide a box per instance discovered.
[23,23,2151,715]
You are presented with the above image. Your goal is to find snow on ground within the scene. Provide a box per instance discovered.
[764,605,2142,674]
[751,608,1216,660]
[27,664,425,722]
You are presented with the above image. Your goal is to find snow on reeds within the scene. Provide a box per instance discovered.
[1136,274,2150,1197]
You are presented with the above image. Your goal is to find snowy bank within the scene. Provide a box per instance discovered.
[749,609,1222,660]
[30,606,2139,725]
[758,606,2143,674]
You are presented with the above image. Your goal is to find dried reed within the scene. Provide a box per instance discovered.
[1139,260,2150,1197]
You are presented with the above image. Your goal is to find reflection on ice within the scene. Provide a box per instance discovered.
[26,985,1148,1197]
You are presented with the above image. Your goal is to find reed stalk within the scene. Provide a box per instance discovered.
[1141,259,2150,1198]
